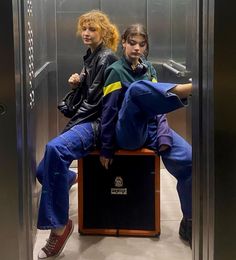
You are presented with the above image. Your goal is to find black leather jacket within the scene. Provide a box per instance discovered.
[63,44,118,134]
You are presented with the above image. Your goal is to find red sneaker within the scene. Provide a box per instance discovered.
[38,219,74,259]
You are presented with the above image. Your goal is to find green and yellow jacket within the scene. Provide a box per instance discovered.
[100,56,172,158]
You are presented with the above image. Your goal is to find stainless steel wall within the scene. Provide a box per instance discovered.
[0,1,33,259]
[26,0,58,251]
[0,0,57,259]
[0,2,25,259]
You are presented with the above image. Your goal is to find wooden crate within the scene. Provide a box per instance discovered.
[77,148,160,237]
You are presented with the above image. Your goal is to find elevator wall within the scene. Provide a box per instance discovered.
[30,0,58,250]
[0,1,57,259]
[0,2,24,259]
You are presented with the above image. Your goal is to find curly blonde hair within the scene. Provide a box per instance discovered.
[76,10,120,52]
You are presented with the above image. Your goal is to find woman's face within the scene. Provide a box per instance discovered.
[81,23,103,51]
[122,35,147,63]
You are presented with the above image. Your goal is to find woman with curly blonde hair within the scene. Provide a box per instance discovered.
[77,9,119,52]
[36,10,119,259]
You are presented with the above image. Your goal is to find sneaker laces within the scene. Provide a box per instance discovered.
[43,233,59,254]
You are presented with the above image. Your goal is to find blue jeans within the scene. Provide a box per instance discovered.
[116,80,192,218]
[116,80,184,149]
[36,122,95,229]
[160,130,192,218]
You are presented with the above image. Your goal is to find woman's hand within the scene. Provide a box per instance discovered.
[159,144,170,152]
[68,73,81,89]
[100,156,113,170]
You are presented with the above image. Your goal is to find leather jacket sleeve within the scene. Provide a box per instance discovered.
[63,49,118,132]
[75,54,118,120]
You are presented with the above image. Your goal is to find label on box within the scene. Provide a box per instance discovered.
[111,176,127,195]
[111,188,127,195]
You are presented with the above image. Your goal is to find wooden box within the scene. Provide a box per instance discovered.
[77,149,160,237]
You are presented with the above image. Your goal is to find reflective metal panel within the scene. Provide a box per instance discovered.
[101,0,146,35]
[33,0,48,70]
[0,0,30,259]
[32,0,57,140]
[0,0,58,259]
[56,0,99,12]
[148,0,171,63]
[171,0,191,63]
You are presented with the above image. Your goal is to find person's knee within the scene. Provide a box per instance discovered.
[46,138,62,154]
[129,82,150,98]
[36,163,43,184]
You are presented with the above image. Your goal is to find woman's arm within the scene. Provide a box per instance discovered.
[100,68,122,168]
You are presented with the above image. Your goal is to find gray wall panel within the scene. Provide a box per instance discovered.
[56,0,99,12]
[33,0,48,70]
[57,12,86,55]
[171,0,188,63]
[47,69,58,139]
[0,0,31,259]
[34,78,49,162]
[148,0,171,63]
[101,0,146,33]
[32,0,57,141]
[46,1,57,61]
[26,0,57,252]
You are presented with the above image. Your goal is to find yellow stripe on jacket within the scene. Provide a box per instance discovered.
[103,81,122,97]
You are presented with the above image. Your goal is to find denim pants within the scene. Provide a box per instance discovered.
[116,80,192,218]
[36,122,95,229]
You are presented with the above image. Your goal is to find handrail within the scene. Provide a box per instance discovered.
[162,60,190,77]
[163,63,183,76]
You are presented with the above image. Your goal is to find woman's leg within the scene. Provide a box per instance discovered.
[37,122,95,229]
[160,129,192,219]
[116,80,183,150]
[37,160,77,189]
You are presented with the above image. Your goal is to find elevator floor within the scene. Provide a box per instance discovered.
[33,168,191,260]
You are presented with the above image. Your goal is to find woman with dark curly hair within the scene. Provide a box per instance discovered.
[100,24,192,247]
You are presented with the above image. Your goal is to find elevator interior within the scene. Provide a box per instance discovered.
[1,0,236,260]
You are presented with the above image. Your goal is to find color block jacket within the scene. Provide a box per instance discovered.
[100,56,173,158]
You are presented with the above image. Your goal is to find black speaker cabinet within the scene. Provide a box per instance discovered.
[77,149,160,237]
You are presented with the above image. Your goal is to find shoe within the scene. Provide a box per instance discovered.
[38,219,74,259]
[69,173,78,190]
[179,217,192,248]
